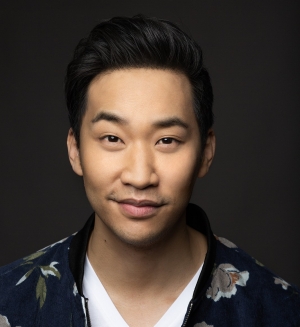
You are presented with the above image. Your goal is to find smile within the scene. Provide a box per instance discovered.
[116,199,164,218]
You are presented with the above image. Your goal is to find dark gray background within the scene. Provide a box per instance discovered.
[1,0,299,286]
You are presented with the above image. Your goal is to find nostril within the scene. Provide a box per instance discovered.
[120,166,158,189]
[120,173,159,189]
[120,147,158,188]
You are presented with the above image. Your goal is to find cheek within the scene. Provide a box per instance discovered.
[80,150,120,194]
[158,151,200,197]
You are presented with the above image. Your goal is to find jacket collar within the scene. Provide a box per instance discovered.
[68,203,216,299]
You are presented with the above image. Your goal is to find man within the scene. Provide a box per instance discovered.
[0,15,299,327]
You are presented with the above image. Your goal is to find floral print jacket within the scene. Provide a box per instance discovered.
[0,204,299,327]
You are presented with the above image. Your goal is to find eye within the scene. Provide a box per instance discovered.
[157,137,179,145]
[155,137,182,152]
[100,135,124,148]
[106,135,121,143]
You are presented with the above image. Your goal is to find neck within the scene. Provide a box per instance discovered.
[87,213,207,295]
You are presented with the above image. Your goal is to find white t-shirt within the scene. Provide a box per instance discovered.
[83,256,203,327]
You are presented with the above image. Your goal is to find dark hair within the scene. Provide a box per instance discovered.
[65,15,214,149]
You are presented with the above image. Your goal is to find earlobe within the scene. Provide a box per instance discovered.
[67,129,83,176]
[198,129,216,178]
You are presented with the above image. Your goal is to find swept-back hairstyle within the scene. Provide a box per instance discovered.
[65,15,214,149]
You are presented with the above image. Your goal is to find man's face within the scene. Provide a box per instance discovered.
[68,68,214,247]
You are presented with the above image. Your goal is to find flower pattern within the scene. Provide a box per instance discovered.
[0,315,10,327]
[206,263,249,301]
[1,219,299,326]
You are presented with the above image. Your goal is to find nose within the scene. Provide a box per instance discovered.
[120,144,159,189]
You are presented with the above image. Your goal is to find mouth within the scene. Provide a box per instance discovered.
[115,198,164,218]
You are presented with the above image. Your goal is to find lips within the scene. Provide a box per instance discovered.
[116,198,163,218]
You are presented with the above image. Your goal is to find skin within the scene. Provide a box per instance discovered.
[67,68,215,327]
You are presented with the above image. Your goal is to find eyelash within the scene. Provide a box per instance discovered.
[101,135,181,146]
[103,135,122,143]
[156,137,180,145]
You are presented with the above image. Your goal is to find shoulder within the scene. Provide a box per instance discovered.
[213,235,300,299]
[0,234,77,324]
[0,234,74,279]
[205,236,300,323]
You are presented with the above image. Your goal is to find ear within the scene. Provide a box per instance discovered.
[198,129,216,178]
[67,129,83,176]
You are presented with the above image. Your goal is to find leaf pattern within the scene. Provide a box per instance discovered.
[15,248,61,309]
[16,268,34,285]
[39,237,68,251]
[40,262,61,279]
[36,275,47,308]
[215,236,237,249]
[73,282,78,296]
[274,277,290,290]
[254,259,264,267]
[24,252,45,262]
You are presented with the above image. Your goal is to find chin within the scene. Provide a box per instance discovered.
[115,227,173,249]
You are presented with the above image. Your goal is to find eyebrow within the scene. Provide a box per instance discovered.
[91,111,128,125]
[91,111,189,130]
[153,117,189,130]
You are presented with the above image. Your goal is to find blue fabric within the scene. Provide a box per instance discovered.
[0,232,299,326]
[0,237,86,327]
[189,237,300,326]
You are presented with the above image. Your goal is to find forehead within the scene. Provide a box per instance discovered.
[85,68,197,127]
